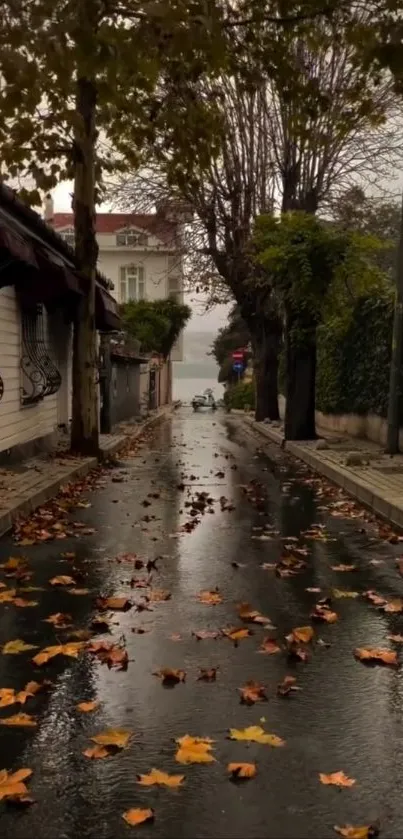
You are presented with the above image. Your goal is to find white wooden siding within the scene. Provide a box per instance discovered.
[0,287,58,453]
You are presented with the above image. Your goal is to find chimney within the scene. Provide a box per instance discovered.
[44,193,54,223]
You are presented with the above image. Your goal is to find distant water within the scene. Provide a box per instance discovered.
[173,361,224,403]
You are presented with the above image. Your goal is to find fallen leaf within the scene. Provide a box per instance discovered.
[331,564,356,572]
[229,725,284,746]
[0,680,44,708]
[289,626,314,644]
[363,590,387,607]
[192,630,220,641]
[83,745,109,759]
[95,596,132,612]
[0,589,17,603]
[91,729,131,749]
[333,590,359,599]
[87,640,128,670]
[306,587,321,593]
[197,667,217,682]
[319,771,356,787]
[222,627,252,643]
[12,598,38,608]
[239,680,267,704]
[77,701,99,713]
[258,637,281,654]
[44,612,73,629]
[169,634,182,641]
[0,713,37,727]
[32,641,84,666]
[228,762,256,779]
[311,603,338,623]
[0,767,33,802]
[49,575,76,586]
[175,735,215,764]
[354,648,397,666]
[3,639,37,655]
[277,675,301,697]
[148,589,171,602]
[68,588,90,596]
[197,590,223,605]
[238,603,272,625]
[387,634,403,643]
[383,598,403,613]
[334,825,379,839]
[154,668,186,685]
[137,768,184,788]
[123,808,154,827]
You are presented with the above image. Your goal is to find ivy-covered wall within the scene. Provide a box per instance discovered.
[315,291,398,419]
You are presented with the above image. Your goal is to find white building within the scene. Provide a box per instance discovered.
[48,199,187,361]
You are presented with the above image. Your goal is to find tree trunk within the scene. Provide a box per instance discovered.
[251,316,280,422]
[70,73,99,456]
[284,311,316,440]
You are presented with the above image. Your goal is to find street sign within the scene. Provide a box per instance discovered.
[233,362,244,372]
[232,351,244,360]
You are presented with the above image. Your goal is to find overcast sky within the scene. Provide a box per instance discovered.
[53,182,230,333]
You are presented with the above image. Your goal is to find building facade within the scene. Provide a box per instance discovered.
[49,200,187,361]
[0,185,120,462]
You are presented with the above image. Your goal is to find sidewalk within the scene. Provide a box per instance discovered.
[0,405,172,538]
[236,412,403,529]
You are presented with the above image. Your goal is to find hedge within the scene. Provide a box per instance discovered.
[315,291,400,419]
[224,380,255,410]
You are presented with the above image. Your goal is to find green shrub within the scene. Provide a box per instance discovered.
[316,290,399,418]
[225,380,255,409]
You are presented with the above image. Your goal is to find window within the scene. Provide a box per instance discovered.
[119,265,145,302]
[116,229,148,247]
[59,227,75,248]
[20,303,61,406]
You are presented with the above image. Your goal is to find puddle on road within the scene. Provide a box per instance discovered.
[0,412,402,839]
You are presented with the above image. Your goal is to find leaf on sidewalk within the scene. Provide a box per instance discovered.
[277,676,301,697]
[334,825,379,838]
[258,637,281,654]
[222,626,252,643]
[331,564,356,572]
[237,603,273,626]
[197,667,217,682]
[43,613,73,629]
[32,641,84,666]
[77,701,99,713]
[332,590,359,599]
[0,768,33,803]
[0,713,37,727]
[311,603,338,623]
[147,589,171,602]
[86,640,128,670]
[49,575,76,586]
[287,626,314,644]
[95,596,132,612]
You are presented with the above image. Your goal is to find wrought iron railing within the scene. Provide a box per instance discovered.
[20,304,62,406]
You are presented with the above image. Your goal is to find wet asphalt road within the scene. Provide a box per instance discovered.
[1,410,403,838]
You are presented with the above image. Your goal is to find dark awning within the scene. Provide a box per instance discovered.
[16,246,82,310]
[96,285,121,332]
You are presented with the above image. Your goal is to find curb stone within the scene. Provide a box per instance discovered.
[236,414,403,531]
[0,405,172,539]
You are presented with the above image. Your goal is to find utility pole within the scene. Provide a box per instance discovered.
[386,193,403,454]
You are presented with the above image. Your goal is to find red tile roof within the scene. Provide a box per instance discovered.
[52,212,177,247]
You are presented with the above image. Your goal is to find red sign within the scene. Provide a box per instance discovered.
[232,350,244,360]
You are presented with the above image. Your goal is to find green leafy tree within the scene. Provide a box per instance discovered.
[210,306,251,384]
[121,298,191,358]
[0,0,228,454]
[254,211,386,439]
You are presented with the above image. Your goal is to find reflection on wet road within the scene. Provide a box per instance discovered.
[1,410,403,838]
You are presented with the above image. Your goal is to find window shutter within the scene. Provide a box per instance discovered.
[119,266,127,303]
[138,265,145,299]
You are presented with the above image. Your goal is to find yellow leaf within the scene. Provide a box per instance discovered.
[175,734,215,764]
[319,771,356,787]
[77,701,98,713]
[332,590,359,599]
[137,768,184,788]
[0,590,17,603]
[122,808,154,826]
[91,729,131,749]
[68,588,90,596]
[227,762,256,779]
[13,598,38,608]
[0,713,37,727]
[32,641,84,666]
[3,639,38,655]
[154,668,186,685]
[228,725,285,746]
[148,589,171,602]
